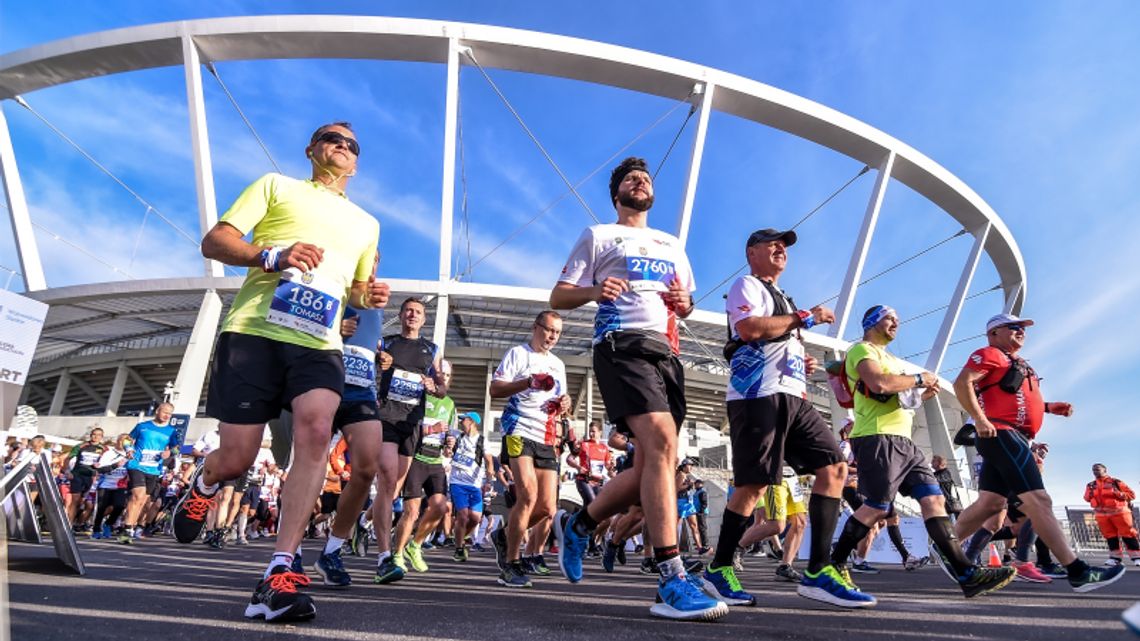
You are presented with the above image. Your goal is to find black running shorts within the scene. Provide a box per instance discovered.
[975,428,1046,498]
[319,491,340,515]
[851,434,940,510]
[69,474,94,496]
[503,435,559,471]
[727,393,843,487]
[592,332,686,436]
[401,459,448,499]
[206,332,344,425]
[334,400,381,431]
[382,418,419,457]
[127,469,159,494]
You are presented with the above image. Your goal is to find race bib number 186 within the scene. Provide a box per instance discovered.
[266,268,341,339]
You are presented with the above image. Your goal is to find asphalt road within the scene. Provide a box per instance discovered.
[5,536,1139,641]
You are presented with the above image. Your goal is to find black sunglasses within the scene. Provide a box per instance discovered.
[315,131,361,157]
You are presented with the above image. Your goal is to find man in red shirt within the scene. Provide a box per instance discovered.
[1085,464,1139,566]
[952,314,1123,592]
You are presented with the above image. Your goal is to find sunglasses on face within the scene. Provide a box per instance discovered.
[315,131,361,156]
[1004,324,1026,333]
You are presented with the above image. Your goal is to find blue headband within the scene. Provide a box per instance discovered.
[862,305,896,332]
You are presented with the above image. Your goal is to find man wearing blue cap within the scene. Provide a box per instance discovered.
[450,412,493,562]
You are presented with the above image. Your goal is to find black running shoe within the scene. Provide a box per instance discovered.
[682,556,705,575]
[1069,562,1125,593]
[498,562,533,588]
[640,557,659,575]
[531,555,552,576]
[172,468,217,544]
[491,526,509,572]
[244,566,316,622]
[616,543,627,566]
[959,566,1017,598]
[602,542,619,573]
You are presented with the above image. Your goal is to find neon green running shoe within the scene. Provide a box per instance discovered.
[403,541,428,573]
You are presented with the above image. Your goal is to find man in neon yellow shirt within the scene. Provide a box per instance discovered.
[172,122,390,623]
[829,305,1015,601]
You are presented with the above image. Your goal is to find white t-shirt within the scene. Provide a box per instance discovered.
[558,223,695,349]
[96,448,129,489]
[193,430,221,455]
[260,473,281,500]
[246,448,276,483]
[495,344,567,446]
[725,275,807,401]
[450,432,484,487]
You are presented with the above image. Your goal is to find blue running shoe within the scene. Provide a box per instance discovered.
[291,551,305,576]
[602,542,619,573]
[553,509,588,583]
[702,565,756,606]
[798,565,877,609]
[101,524,113,539]
[315,548,351,587]
[651,573,729,621]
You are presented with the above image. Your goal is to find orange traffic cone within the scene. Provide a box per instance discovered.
[987,543,1002,568]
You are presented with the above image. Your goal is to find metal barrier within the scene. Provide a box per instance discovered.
[1065,506,1140,554]
[1,451,85,574]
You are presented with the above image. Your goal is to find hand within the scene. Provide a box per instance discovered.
[278,242,324,272]
[340,316,358,339]
[811,305,836,325]
[975,419,997,439]
[919,371,939,389]
[805,354,818,376]
[921,386,939,401]
[161,448,171,460]
[595,276,629,303]
[379,351,394,371]
[660,276,691,313]
[422,376,438,395]
[1047,402,1073,417]
[366,276,390,308]
[529,373,555,391]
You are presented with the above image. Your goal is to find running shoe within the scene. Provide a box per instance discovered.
[472,543,486,553]
[616,543,627,566]
[421,540,435,550]
[683,556,705,575]
[929,541,959,584]
[491,526,509,572]
[851,561,879,574]
[403,541,428,573]
[650,573,729,621]
[1107,558,1125,567]
[244,566,316,623]
[441,536,456,547]
[640,557,659,575]
[1069,562,1126,593]
[702,565,756,606]
[776,563,803,583]
[1123,601,1140,636]
[117,531,133,545]
[837,564,860,591]
[351,524,370,557]
[91,529,103,540]
[530,555,552,576]
[602,542,619,573]
[553,509,588,583]
[904,555,930,572]
[498,562,533,588]
[798,565,877,608]
[172,468,217,544]
[1037,562,1068,579]
[235,538,249,546]
[696,546,711,556]
[1134,558,1140,567]
[291,552,305,576]
[1012,560,1051,583]
[209,529,227,549]
[453,547,468,562]
[374,555,405,585]
[958,566,1017,598]
[732,547,745,573]
[315,548,351,587]
[101,524,113,539]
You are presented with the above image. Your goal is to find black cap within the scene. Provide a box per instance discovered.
[747,228,797,248]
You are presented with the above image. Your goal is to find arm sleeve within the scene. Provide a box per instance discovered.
[219,174,277,234]
[557,228,596,287]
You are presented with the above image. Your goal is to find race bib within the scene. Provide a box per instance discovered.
[625,252,676,293]
[266,268,341,339]
[343,344,376,388]
[789,480,805,503]
[590,460,606,478]
[139,449,162,466]
[781,353,807,383]
[452,452,478,474]
[388,369,425,404]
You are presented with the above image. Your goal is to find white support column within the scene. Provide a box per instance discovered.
[830,151,895,340]
[585,368,594,425]
[104,362,129,417]
[170,290,223,416]
[182,35,223,278]
[0,103,46,291]
[432,38,463,352]
[1002,282,1023,315]
[675,82,715,249]
[925,223,991,374]
[482,361,493,441]
[49,371,70,415]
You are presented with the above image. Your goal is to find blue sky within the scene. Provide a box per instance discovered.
[2,2,1137,505]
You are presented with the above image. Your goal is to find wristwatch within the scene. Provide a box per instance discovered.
[913,374,923,388]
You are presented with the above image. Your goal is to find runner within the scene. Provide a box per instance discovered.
[738,469,808,582]
[372,297,448,585]
[391,361,457,575]
[676,459,707,554]
[92,433,131,539]
[190,427,232,547]
[571,420,610,510]
[172,121,388,623]
[489,310,570,588]
[236,445,275,545]
[1084,464,1139,566]
[704,228,866,609]
[831,305,1015,601]
[549,157,725,621]
[119,404,179,544]
[952,313,1126,592]
[65,427,105,530]
[450,412,493,562]
[312,304,386,587]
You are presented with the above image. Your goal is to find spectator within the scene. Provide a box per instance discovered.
[1084,464,1139,566]
[931,455,964,519]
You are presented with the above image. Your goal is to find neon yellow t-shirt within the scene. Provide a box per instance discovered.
[845,341,914,439]
[219,173,380,351]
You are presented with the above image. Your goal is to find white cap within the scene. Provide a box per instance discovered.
[986,313,1035,332]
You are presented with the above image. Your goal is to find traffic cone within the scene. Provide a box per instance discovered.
[987,543,1002,568]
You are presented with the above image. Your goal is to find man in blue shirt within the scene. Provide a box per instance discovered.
[119,402,179,543]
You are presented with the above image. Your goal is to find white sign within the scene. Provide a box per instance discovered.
[799,515,929,564]
[0,289,48,385]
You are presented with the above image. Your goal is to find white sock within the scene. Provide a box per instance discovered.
[325,535,345,555]
[658,556,685,579]
[196,473,219,496]
[265,553,293,578]
[377,550,391,566]
[296,544,303,557]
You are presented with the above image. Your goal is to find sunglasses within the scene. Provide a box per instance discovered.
[315,131,361,157]
[1004,324,1026,332]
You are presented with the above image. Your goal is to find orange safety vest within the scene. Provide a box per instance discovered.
[1084,476,1135,515]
